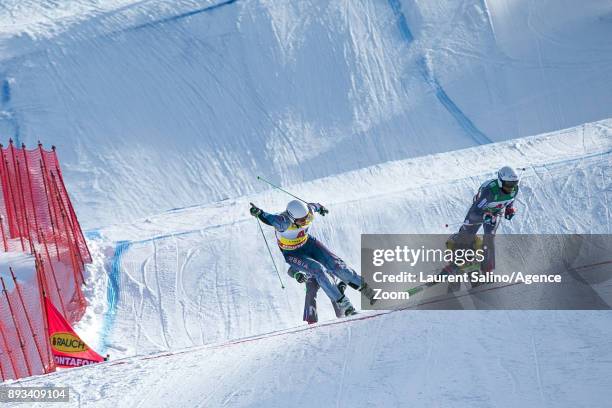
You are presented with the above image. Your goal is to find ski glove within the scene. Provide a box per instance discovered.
[249,202,262,217]
[504,207,516,220]
[318,205,329,216]
[293,270,306,283]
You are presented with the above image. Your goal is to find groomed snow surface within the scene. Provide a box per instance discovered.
[10,119,612,408]
[2,0,612,229]
[0,0,611,407]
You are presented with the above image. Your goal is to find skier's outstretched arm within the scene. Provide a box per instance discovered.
[249,203,292,231]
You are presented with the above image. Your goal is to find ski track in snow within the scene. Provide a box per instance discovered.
[122,0,238,34]
[386,0,492,144]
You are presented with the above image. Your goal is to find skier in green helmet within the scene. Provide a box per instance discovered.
[455,166,520,273]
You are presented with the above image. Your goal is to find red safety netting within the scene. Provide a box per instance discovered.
[0,263,54,379]
[0,140,91,381]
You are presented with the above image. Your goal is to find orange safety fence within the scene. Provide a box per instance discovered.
[0,140,91,380]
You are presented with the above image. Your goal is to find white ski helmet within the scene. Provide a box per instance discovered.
[286,200,309,221]
[497,166,519,191]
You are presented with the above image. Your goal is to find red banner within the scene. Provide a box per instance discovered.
[45,297,103,368]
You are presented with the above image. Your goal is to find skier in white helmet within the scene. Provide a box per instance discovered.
[454,166,520,274]
[250,200,376,317]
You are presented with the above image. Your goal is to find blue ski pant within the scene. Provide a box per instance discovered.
[457,206,499,272]
[459,204,499,235]
[286,268,343,322]
[282,237,361,302]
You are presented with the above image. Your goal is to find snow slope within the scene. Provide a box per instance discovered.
[0,0,611,406]
[0,253,35,290]
[6,120,608,407]
[1,0,611,227]
[16,310,612,408]
[76,119,610,361]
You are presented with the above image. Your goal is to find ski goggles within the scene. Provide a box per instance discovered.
[501,180,518,190]
[291,213,311,226]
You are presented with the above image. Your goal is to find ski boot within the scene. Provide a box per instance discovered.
[359,282,378,305]
[331,282,347,318]
[336,295,357,317]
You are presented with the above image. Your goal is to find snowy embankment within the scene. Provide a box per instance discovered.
[84,119,611,359]
[13,308,612,407]
[2,0,611,228]
[0,253,35,288]
[7,120,609,407]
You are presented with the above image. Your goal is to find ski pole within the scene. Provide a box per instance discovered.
[444,221,483,228]
[255,217,285,289]
[256,176,308,204]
